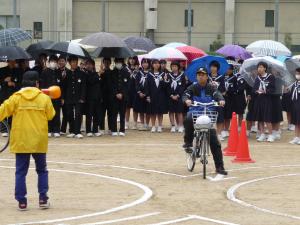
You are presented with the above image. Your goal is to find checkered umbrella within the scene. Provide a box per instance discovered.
[0,28,32,46]
[246,40,291,57]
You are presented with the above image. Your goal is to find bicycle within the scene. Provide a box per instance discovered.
[0,120,10,153]
[186,101,218,179]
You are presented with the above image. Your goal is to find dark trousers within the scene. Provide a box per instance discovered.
[61,104,68,133]
[65,103,83,135]
[100,98,114,131]
[183,112,224,169]
[111,99,126,133]
[49,100,61,133]
[15,153,48,204]
[86,101,103,133]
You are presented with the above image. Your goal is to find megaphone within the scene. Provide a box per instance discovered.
[42,86,61,99]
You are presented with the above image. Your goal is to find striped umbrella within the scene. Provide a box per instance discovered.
[46,42,90,58]
[145,47,187,60]
[246,40,291,57]
[0,28,32,46]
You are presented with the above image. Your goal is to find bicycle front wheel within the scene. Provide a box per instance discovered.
[0,120,10,153]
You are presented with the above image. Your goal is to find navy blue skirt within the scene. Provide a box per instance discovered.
[252,95,272,122]
[271,95,283,123]
[234,93,247,115]
[291,99,300,125]
[168,98,184,113]
[282,93,292,112]
[133,94,147,113]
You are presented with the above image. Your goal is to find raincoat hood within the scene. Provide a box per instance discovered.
[16,87,42,100]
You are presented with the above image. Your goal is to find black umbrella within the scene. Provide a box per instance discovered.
[123,36,156,53]
[0,28,32,46]
[46,41,90,58]
[80,32,126,48]
[91,47,135,58]
[0,46,31,61]
[26,40,54,59]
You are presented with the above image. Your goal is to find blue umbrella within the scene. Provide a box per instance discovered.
[185,55,229,82]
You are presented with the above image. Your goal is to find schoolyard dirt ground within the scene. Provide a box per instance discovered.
[0,119,299,225]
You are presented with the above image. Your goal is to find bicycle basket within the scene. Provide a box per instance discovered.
[192,111,218,129]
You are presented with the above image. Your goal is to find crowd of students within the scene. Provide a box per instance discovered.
[0,54,299,144]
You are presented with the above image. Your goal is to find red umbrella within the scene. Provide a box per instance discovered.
[176,46,206,64]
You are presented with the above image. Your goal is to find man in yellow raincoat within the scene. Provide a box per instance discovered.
[0,71,55,211]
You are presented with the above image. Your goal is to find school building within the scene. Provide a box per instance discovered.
[0,0,300,52]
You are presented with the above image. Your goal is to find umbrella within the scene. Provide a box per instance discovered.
[0,28,32,46]
[46,42,90,58]
[26,40,54,59]
[176,46,206,64]
[0,46,31,61]
[216,44,251,60]
[286,58,300,76]
[145,47,187,60]
[164,42,187,48]
[246,40,291,57]
[69,39,96,51]
[185,55,229,82]
[123,36,156,53]
[79,32,126,48]
[240,56,294,94]
[276,55,290,63]
[292,55,300,60]
[92,47,135,58]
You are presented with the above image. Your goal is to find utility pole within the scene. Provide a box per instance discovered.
[274,0,279,41]
[101,0,106,32]
[13,0,18,27]
[187,0,192,45]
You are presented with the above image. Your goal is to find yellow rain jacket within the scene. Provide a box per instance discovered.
[0,87,55,153]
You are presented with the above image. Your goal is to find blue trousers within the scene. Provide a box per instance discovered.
[15,153,48,204]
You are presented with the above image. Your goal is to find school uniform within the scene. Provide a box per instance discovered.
[110,66,130,133]
[62,68,86,135]
[58,68,69,133]
[167,72,186,113]
[145,71,169,114]
[133,70,149,113]
[209,74,225,123]
[40,68,63,134]
[126,66,138,109]
[223,74,237,119]
[85,70,103,134]
[290,81,300,125]
[282,92,292,113]
[271,94,283,123]
[0,66,22,103]
[234,74,247,116]
[252,74,275,122]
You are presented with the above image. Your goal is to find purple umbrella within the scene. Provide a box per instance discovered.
[216,44,252,60]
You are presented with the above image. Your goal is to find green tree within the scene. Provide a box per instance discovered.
[0,25,4,30]
[284,33,292,50]
[210,34,223,52]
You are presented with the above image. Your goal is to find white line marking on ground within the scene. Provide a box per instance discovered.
[0,166,153,225]
[82,212,161,225]
[207,175,237,182]
[148,214,240,225]
[227,173,300,220]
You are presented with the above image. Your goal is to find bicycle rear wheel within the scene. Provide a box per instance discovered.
[0,120,10,153]
[186,152,196,172]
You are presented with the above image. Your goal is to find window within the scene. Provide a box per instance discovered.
[33,22,43,39]
[0,16,20,29]
[265,10,274,27]
[184,9,194,27]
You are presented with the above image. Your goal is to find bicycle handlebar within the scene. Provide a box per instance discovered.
[190,101,219,107]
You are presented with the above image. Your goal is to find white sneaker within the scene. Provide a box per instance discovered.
[157,126,162,133]
[170,126,176,133]
[67,133,75,138]
[288,124,295,131]
[53,133,60,138]
[99,130,105,135]
[272,131,281,140]
[75,134,84,139]
[119,132,125,137]
[289,137,300,144]
[218,134,225,141]
[257,133,267,142]
[60,132,66,135]
[48,133,52,138]
[86,133,94,137]
[94,132,102,137]
[256,132,261,140]
[251,126,258,133]
[151,126,156,133]
[221,130,228,138]
[111,132,118,136]
[178,126,184,133]
[267,135,275,142]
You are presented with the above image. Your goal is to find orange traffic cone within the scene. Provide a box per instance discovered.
[232,120,255,163]
[223,112,238,156]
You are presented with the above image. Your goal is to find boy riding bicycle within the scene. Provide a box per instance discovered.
[182,67,228,175]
